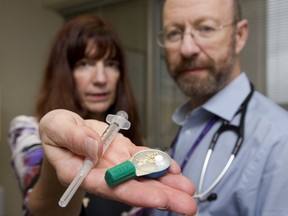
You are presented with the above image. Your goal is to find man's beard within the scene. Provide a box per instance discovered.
[167,43,237,99]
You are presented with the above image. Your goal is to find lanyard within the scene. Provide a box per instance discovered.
[171,115,219,171]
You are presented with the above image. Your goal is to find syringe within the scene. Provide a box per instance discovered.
[58,110,131,207]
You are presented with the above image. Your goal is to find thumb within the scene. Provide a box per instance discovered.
[84,137,101,162]
[63,125,104,162]
[39,109,104,161]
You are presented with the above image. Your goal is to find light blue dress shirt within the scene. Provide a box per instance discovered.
[154,73,288,216]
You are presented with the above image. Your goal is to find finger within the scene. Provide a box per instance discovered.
[85,169,170,208]
[134,178,197,215]
[168,159,182,174]
[66,126,102,160]
[158,173,195,196]
[84,169,197,215]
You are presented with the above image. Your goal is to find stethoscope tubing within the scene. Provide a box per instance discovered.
[193,83,254,202]
[194,153,235,201]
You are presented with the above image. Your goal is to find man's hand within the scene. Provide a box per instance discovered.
[39,109,197,215]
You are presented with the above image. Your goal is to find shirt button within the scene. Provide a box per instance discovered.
[185,129,191,135]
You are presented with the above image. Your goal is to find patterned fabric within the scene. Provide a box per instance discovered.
[8,116,43,216]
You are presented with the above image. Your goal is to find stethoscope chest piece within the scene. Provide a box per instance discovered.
[105,149,171,187]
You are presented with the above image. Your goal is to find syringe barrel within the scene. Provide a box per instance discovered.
[58,110,130,208]
[101,123,120,151]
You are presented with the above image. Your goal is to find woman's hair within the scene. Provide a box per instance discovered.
[36,15,143,145]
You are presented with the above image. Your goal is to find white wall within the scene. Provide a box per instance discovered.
[0,0,63,215]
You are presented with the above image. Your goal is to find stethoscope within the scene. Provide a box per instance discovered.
[172,83,254,203]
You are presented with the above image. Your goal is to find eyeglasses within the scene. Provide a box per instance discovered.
[157,22,236,48]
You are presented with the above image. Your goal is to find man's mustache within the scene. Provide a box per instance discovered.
[173,58,214,78]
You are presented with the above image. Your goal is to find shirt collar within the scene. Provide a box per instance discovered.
[173,72,252,125]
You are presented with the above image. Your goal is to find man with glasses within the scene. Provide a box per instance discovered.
[152,0,288,215]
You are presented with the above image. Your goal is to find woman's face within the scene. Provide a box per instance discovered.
[73,44,120,117]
